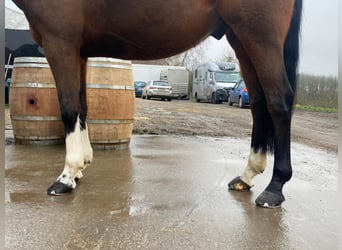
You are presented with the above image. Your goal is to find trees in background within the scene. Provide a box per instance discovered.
[133,39,210,70]
[296,74,338,108]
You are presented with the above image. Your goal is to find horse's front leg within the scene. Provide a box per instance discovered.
[50,114,93,195]
[43,40,92,195]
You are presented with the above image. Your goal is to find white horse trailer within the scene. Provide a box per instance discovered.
[160,69,189,99]
[192,61,241,104]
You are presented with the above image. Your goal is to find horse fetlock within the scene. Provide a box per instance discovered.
[56,164,80,186]
[83,154,93,167]
[66,156,87,169]
[75,170,83,180]
[56,172,77,189]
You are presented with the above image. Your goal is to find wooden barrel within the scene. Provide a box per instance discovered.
[9,57,64,145]
[86,58,135,150]
[9,57,135,149]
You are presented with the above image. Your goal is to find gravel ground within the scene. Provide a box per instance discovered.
[133,98,338,152]
[5,98,338,152]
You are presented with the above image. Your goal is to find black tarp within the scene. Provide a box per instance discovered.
[5,29,44,79]
[5,29,45,103]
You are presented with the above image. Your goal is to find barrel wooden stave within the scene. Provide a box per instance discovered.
[9,57,135,149]
[86,58,135,149]
[9,57,64,145]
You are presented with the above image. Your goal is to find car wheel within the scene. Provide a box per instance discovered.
[195,93,200,103]
[147,95,151,100]
[168,98,171,101]
[228,96,233,106]
[239,97,245,108]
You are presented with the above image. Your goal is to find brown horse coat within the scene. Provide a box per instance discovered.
[13,0,302,208]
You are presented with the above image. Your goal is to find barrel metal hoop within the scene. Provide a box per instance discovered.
[87,83,134,90]
[11,116,134,124]
[88,57,132,64]
[13,57,48,64]
[91,138,130,144]
[11,115,62,121]
[13,63,50,68]
[15,135,63,140]
[13,63,132,70]
[87,119,134,124]
[87,63,132,70]
[13,57,132,64]
[11,82,56,88]
[11,82,134,90]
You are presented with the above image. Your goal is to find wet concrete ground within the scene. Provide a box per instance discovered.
[5,135,338,249]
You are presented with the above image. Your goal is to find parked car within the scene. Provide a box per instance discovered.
[134,81,147,97]
[228,80,249,108]
[141,80,172,101]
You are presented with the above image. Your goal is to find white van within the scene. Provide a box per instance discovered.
[192,62,241,104]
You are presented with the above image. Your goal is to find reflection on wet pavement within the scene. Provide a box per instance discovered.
[5,135,338,249]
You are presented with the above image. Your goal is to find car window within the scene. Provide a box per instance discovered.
[135,81,146,87]
[235,81,245,90]
[153,81,169,86]
[215,72,241,83]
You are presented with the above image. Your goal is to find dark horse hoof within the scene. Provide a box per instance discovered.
[47,182,74,196]
[228,176,252,191]
[255,190,285,208]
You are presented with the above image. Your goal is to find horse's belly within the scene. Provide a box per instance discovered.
[81,30,213,60]
[81,1,220,59]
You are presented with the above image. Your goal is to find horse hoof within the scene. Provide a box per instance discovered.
[255,190,285,208]
[47,182,74,196]
[228,176,252,191]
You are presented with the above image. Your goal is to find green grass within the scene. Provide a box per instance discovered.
[294,104,338,113]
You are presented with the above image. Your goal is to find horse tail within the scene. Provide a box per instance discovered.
[284,0,303,93]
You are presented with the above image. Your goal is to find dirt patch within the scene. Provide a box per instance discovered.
[5,98,338,152]
[133,98,338,152]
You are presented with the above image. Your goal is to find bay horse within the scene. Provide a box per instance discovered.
[13,0,302,208]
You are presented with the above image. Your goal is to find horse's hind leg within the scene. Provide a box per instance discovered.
[242,42,292,207]
[74,56,92,181]
[43,38,93,195]
[221,1,295,207]
[226,29,270,191]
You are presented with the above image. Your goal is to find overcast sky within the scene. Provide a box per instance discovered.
[6,0,338,77]
[205,1,338,77]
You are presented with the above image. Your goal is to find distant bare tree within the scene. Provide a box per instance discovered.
[133,38,210,70]
[222,49,238,63]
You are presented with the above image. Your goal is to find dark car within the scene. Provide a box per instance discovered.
[228,80,249,108]
[134,81,147,97]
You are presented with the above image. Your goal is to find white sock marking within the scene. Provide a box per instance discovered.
[56,116,93,188]
[240,149,267,187]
